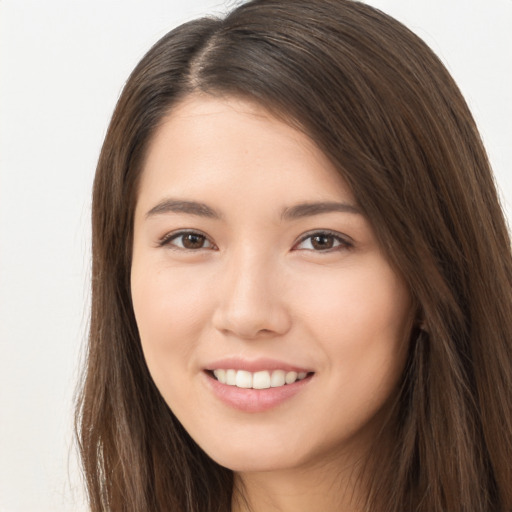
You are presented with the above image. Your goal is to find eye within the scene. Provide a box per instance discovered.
[294,231,352,252]
[159,230,215,250]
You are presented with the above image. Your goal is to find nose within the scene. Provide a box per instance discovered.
[212,250,292,340]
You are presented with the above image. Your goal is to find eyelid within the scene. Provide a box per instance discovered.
[158,229,217,250]
[157,228,352,252]
[293,229,353,251]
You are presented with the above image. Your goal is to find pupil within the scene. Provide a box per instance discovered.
[312,235,333,250]
[183,234,204,249]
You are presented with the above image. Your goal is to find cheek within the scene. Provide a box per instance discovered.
[130,263,212,382]
[302,265,409,331]
[296,259,412,396]
[294,267,412,446]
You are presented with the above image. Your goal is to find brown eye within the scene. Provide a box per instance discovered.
[160,231,214,250]
[295,231,352,252]
[182,233,207,249]
[310,234,334,250]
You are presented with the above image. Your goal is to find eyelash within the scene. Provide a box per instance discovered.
[294,230,353,252]
[158,230,215,250]
[158,229,353,252]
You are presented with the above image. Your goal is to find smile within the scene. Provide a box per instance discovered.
[204,365,314,413]
[212,369,309,389]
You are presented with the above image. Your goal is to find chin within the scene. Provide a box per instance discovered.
[211,450,303,474]
[189,428,296,472]
[195,428,331,474]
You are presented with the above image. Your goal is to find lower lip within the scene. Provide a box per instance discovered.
[203,372,313,413]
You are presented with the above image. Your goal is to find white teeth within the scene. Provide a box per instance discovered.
[226,369,237,385]
[253,370,271,389]
[235,370,253,388]
[270,369,285,387]
[212,369,309,389]
[285,371,298,384]
[213,369,226,384]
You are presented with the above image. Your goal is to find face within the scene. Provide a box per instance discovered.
[131,94,414,474]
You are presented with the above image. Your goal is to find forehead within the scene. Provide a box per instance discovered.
[137,93,356,214]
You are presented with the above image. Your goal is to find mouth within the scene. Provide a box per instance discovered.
[206,368,313,389]
[202,358,315,412]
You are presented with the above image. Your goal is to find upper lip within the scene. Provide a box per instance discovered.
[204,357,312,373]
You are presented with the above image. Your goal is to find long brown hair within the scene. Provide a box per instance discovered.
[76,1,512,510]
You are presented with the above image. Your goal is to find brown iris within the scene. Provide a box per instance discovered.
[182,233,207,249]
[310,234,335,250]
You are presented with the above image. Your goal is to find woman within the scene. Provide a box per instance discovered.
[76,0,512,510]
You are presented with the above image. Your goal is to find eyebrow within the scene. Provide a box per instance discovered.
[280,201,362,220]
[145,199,222,219]
[145,198,362,220]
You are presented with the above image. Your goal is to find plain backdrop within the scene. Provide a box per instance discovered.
[0,1,511,511]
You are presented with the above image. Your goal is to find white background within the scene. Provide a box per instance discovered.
[0,1,510,511]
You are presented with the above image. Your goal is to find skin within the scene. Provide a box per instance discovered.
[131,94,415,511]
